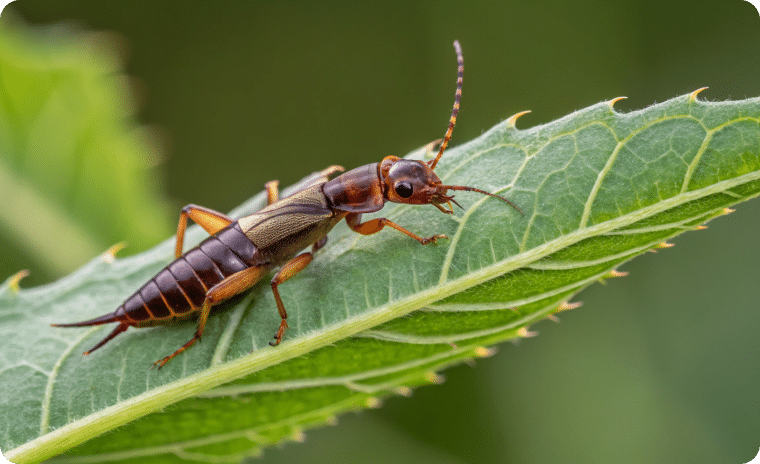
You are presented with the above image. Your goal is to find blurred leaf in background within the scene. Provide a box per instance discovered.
[0,11,172,286]
[2,1,760,463]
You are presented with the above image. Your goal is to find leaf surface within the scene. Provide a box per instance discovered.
[3,92,760,463]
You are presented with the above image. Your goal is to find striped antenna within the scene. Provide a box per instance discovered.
[429,40,463,170]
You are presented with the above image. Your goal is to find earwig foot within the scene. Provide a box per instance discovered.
[269,320,289,346]
[421,234,449,245]
[151,358,170,370]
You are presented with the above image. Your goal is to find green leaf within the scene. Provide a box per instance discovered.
[3,91,759,463]
[0,14,172,280]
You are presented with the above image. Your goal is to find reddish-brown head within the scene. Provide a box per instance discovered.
[377,40,522,216]
[378,155,522,215]
[380,156,444,205]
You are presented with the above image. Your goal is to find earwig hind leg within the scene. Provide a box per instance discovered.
[83,322,129,355]
[175,205,234,258]
[269,253,314,346]
[152,265,269,369]
[345,213,448,245]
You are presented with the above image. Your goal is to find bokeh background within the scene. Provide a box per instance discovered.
[2,0,760,462]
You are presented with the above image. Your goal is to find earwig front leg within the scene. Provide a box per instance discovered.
[269,253,314,346]
[174,205,234,258]
[345,213,448,245]
[152,265,268,369]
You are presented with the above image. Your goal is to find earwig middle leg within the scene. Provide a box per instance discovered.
[174,205,234,258]
[269,253,314,346]
[152,265,269,369]
[345,213,448,245]
[264,165,343,206]
[265,180,280,205]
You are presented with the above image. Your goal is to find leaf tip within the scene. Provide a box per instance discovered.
[607,96,627,109]
[505,110,531,129]
[688,87,709,102]
[4,269,30,293]
[695,224,708,230]
[722,207,736,215]
[102,242,128,263]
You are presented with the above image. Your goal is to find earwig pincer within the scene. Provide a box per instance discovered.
[52,40,522,368]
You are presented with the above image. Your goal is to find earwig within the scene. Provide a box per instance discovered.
[52,41,521,368]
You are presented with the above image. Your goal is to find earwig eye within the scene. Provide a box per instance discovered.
[394,181,414,198]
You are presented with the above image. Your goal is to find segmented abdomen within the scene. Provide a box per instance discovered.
[118,223,259,325]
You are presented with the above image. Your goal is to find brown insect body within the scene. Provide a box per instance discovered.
[52,41,521,368]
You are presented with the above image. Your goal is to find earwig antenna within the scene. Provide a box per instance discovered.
[429,40,463,170]
[442,185,524,215]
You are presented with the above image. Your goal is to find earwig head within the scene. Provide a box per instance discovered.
[379,156,523,215]
[380,156,444,205]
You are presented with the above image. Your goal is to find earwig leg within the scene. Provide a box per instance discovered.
[152,265,268,369]
[318,165,345,179]
[312,236,328,252]
[269,253,314,346]
[175,205,234,258]
[265,180,280,205]
[267,166,344,205]
[346,213,448,245]
[84,322,129,355]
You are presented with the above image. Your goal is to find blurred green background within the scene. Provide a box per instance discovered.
[2,0,760,462]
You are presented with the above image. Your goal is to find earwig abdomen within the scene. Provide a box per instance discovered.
[132,226,261,325]
[138,281,172,319]
[55,223,263,341]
